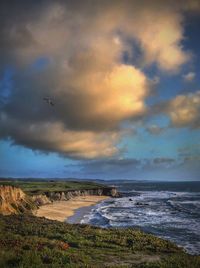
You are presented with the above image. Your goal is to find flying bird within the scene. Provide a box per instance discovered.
[43,97,54,106]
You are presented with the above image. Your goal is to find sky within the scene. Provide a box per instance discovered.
[0,0,200,181]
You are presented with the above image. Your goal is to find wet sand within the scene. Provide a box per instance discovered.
[35,195,109,222]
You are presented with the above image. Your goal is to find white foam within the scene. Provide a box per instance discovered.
[79,190,200,254]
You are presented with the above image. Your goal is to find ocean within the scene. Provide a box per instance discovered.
[80,181,200,255]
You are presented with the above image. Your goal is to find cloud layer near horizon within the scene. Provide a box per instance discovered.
[0,0,199,158]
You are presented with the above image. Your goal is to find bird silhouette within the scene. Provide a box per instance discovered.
[43,97,54,106]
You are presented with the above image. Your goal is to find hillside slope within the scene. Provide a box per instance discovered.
[1,214,200,268]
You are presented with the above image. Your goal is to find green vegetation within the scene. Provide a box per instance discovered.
[0,179,106,195]
[0,214,199,267]
[0,180,199,267]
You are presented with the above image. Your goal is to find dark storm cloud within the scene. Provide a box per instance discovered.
[0,0,46,72]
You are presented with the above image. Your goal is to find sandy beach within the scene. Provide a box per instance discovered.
[35,195,109,222]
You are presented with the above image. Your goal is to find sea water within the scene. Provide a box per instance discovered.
[80,181,200,255]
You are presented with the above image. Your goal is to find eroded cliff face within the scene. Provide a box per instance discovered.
[31,194,52,206]
[0,185,35,215]
[32,187,119,205]
[44,187,119,202]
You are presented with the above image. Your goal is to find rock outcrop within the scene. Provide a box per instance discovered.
[31,194,52,206]
[40,187,119,204]
[0,185,35,215]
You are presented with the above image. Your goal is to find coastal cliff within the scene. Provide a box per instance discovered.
[32,187,119,205]
[0,185,35,215]
[0,183,119,214]
[0,182,199,268]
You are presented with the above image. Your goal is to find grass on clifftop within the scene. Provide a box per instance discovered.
[0,179,106,195]
[0,214,199,268]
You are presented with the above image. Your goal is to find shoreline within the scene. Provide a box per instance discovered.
[35,195,109,222]
[67,203,97,224]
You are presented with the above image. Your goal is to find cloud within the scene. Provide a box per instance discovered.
[0,118,121,159]
[0,0,196,158]
[183,72,196,82]
[153,157,175,165]
[129,7,190,72]
[146,125,165,135]
[150,90,200,129]
[178,144,200,163]
[78,158,142,177]
[74,156,179,179]
[167,91,200,128]
[0,0,192,72]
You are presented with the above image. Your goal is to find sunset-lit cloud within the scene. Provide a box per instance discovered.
[167,91,200,128]
[0,120,120,159]
[128,8,190,72]
[183,72,196,82]
[0,0,199,160]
